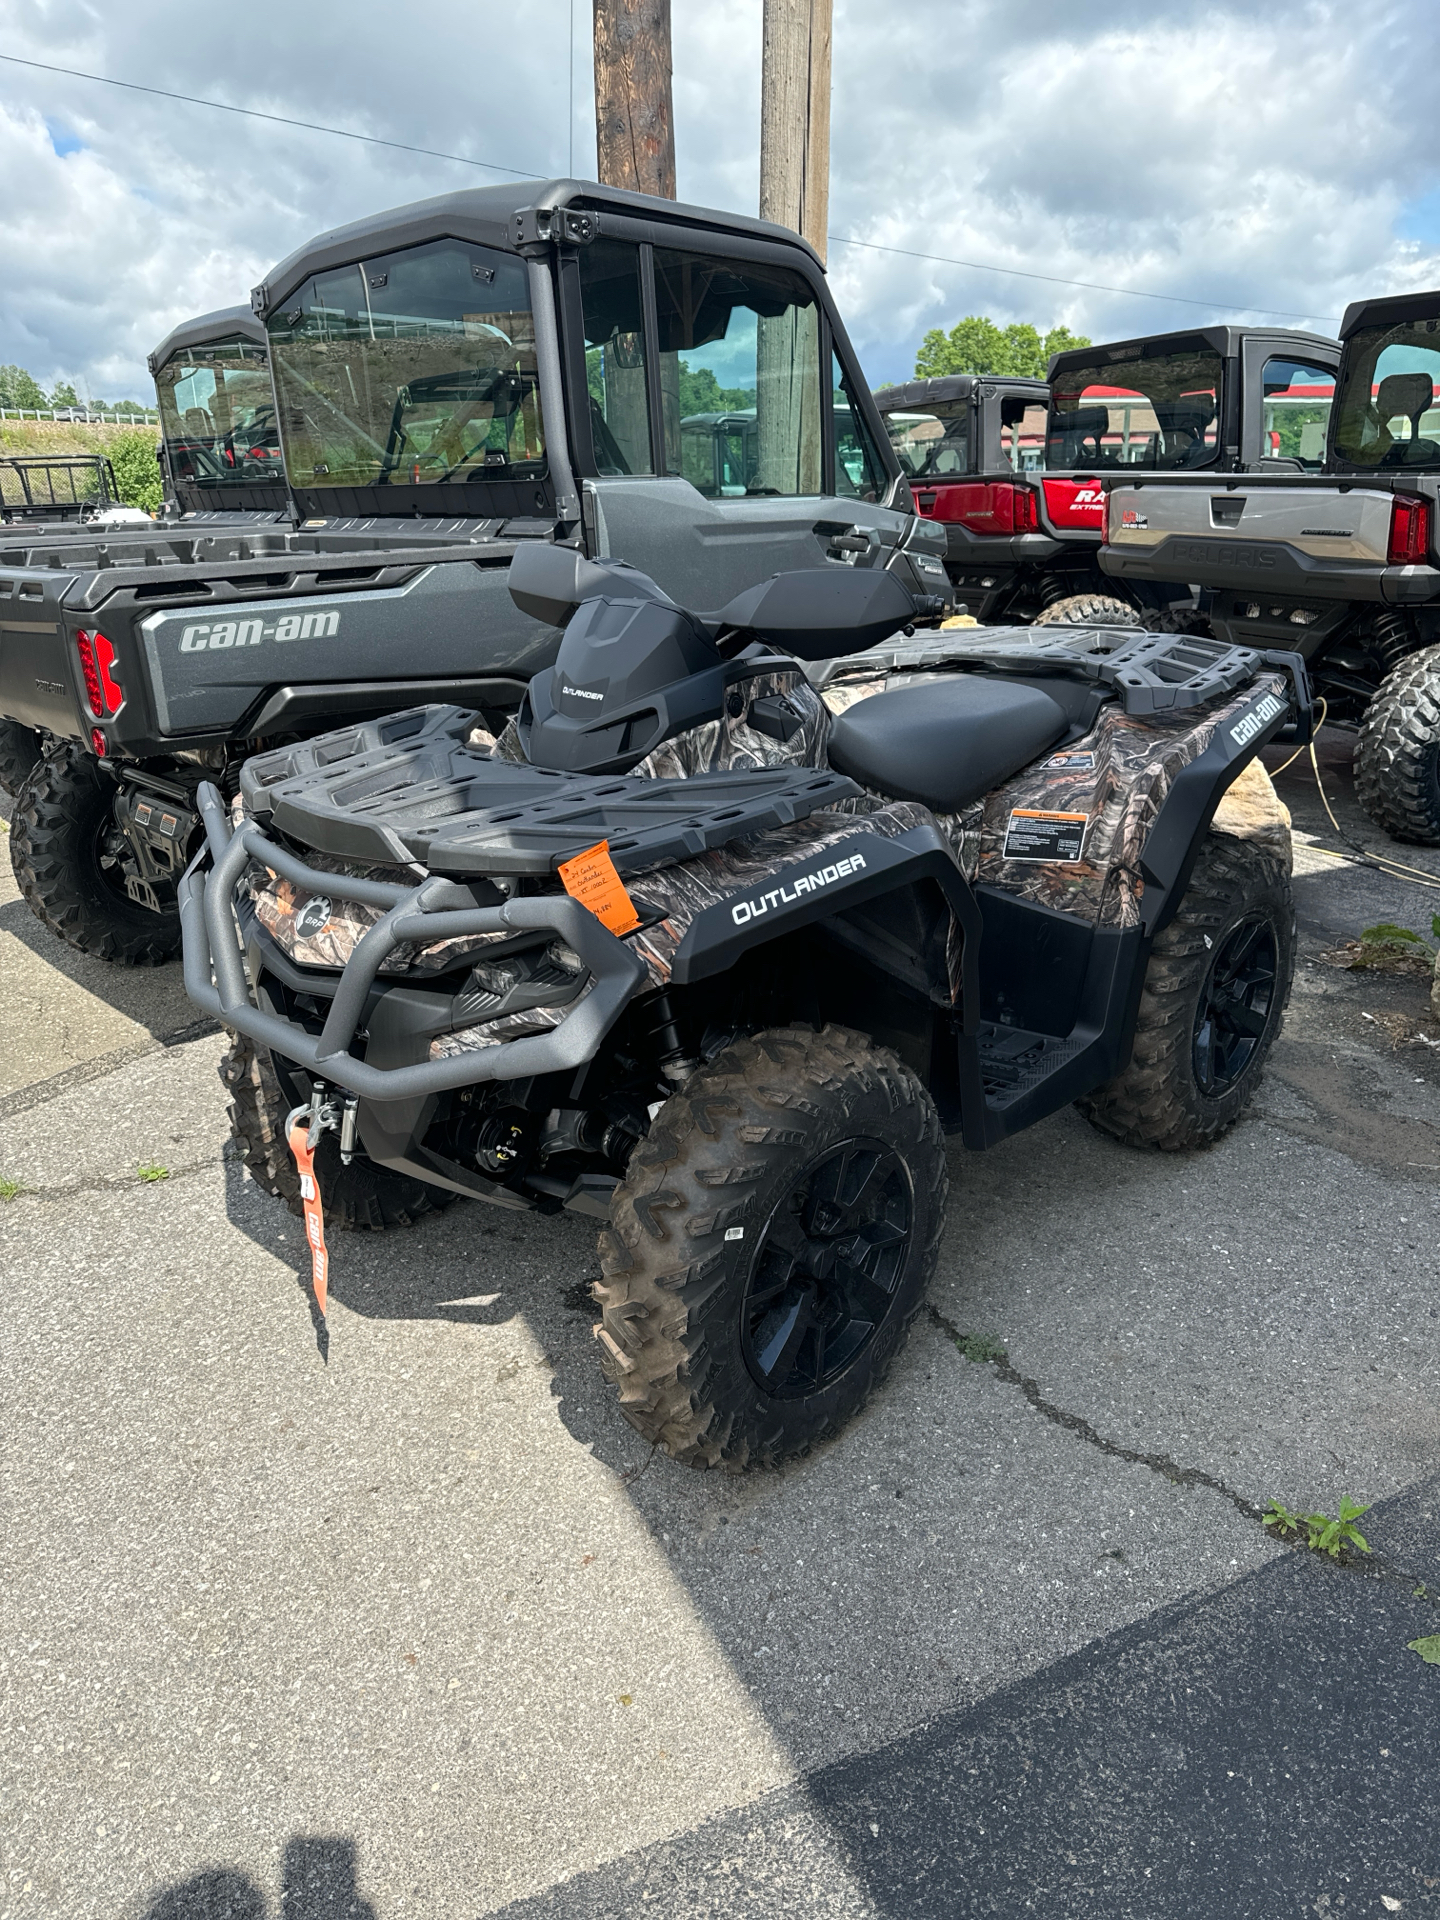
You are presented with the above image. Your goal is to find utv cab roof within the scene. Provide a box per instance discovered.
[873,375,1048,412]
[1338,289,1440,338]
[148,305,268,378]
[1048,324,1340,379]
[252,179,822,318]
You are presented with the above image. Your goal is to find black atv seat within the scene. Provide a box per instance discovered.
[827,676,1070,813]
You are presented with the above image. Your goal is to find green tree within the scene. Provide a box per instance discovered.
[49,380,78,409]
[0,364,47,408]
[914,317,1092,380]
[107,429,164,513]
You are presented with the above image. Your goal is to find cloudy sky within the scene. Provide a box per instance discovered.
[1,0,1437,402]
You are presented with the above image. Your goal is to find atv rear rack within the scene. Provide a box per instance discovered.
[180,785,649,1102]
[818,624,1313,724]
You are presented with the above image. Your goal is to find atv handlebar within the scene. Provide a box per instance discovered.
[181,783,649,1101]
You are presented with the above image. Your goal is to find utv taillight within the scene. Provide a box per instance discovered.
[91,727,108,758]
[938,481,1038,535]
[1010,485,1039,534]
[75,629,123,718]
[1388,494,1431,565]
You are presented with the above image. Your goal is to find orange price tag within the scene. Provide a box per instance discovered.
[557,839,640,936]
[287,1120,330,1316]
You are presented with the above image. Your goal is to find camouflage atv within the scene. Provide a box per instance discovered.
[181,547,1309,1467]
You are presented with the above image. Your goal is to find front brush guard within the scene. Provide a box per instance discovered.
[180,782,648,1100]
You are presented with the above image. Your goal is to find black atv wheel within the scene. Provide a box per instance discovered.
[1077,833,1294,1151]
[222,1032,456,1231]
[1353,645,1440,844]
[1034,593,1142,628]
[595,1025,946,1470]
[9,742,181,964]
[0,719,44,797]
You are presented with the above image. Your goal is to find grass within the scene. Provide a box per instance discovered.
[0,1174,29,1203]
[953,1331,1009,1365]
[136,1163,171,1184]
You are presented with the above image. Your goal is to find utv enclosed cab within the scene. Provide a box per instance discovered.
[148,306,287,519]
[5,178,944,954]
[876,327,1340,628]
[1098,293,1440,841]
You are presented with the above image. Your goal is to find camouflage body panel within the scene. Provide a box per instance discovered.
[823,667,1291,928]
[428,801,934,1059]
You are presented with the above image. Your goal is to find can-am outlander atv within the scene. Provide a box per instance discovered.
[181,542,1307,1467]
[4,180,945,960]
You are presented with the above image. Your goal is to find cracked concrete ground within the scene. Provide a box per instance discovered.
[2,733,1440,1918]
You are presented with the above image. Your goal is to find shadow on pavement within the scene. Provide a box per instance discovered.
[142,1837,376,1920]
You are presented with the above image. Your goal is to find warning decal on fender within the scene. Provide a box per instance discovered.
[1003,809,1089,862]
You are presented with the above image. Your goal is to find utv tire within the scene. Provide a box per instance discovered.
[1077,833,1294,1151]
[222,1031,455,1231]
[595,1025,946,1470]
[9,742,181,964]
[1034,593,1142,628]
[0,719,44,797]
[1352,645,1440,844]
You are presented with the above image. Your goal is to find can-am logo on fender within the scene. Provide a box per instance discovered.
[177,608,341,651]
[1229,692,1287,748]
[731,851,866,926]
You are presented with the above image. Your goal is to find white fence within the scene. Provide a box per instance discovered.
[0,408,159,424]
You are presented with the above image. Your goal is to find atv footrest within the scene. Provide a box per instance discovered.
[977,1021,1090,1109]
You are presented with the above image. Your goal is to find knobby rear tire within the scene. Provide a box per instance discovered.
[1076,833,1294,1151]
[1353,645,1440,845]
[9,742,181,965]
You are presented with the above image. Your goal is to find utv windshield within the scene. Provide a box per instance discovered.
[1331,320,1440,471]
[155,339,280,489]
[1047,349,1224,469]
[880,403,970,479]
[266,237,545,490]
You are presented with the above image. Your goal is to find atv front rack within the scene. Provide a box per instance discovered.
[180,785,649,1102]
[239,703,860,877]
[817,624,1313,725]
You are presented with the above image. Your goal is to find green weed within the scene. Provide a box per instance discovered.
[1263,1495,1372,1558]
[1406,1635,1440,1666]
[954,1332,1008,1365]
[136,1163,171,1184]
[0,1174,28,1202]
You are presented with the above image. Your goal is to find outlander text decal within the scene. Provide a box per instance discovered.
[730,852,866,925]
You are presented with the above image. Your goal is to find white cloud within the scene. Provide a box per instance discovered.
[1,0,1440,398]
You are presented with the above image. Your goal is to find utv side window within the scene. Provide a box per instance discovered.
[577,240,653,477]
[832,355,887,501]
[1001,403,1047,472]
[1260,357,1335,468]
[1333,323,1440,471]
[652,247,823,497]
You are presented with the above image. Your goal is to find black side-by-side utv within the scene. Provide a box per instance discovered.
[4,181,946,959]
[181,543,1308,1468]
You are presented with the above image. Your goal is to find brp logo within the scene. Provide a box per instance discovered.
[294,896,333,938]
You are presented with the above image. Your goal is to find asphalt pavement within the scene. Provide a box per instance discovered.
[2,732,1439,1919]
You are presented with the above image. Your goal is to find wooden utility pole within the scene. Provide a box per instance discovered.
[593,0,676,197]
[759,0,832,261]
